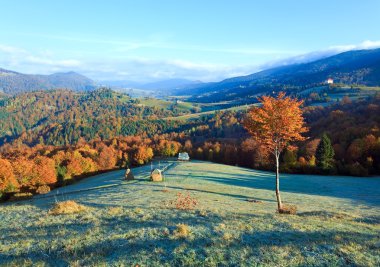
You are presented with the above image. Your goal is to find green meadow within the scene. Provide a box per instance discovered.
[1,160,379,266]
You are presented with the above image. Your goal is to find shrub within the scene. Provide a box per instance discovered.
[172,192,198,210]
[278,204,297,215]
[222,232,234,242]
[49,200,87,215]
[173,224,190,238]
[198,210,208,217]
[36,185,51,194]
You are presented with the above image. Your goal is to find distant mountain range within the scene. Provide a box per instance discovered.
[0,67,202,96]
[178,48,380,102]
[0,69,97,95]
[2,48,380,100]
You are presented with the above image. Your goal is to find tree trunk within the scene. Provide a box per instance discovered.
[275,153,283,210]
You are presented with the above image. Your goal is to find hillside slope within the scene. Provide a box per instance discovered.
[181,48,380,102]
[0,68,97,94]
[0,88,187,146]
[1,160,379,266]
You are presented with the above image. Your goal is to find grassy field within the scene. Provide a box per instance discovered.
[164,104,256,121]
[138,98,202,115]
[1,160,379,266]
[138,98,174,109]
[137,97,253,121]
[356,85,380,91]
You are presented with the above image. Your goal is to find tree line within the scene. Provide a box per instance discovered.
[0,135,184,199]
[1,92,380,199]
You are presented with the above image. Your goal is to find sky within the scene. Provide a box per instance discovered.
[1,0,380,82]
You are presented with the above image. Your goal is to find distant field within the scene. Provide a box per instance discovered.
[1,160,379,266]
[140,85,379,118]
[138,98,201,114]
[138,98,173,109]
[302,85,379,107]
[138,97,240,116]
[164,103,256,121]
[357,85,380,91]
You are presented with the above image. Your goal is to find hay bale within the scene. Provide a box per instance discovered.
[124,168,134,181]
[150,169,163,182]
[49,200,87,215]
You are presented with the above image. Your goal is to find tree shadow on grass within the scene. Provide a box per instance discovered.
[0,206,226,242]
[297,210,380,225]
[1,226,377,266]
[353,215,380,225]
[167,163,380,206]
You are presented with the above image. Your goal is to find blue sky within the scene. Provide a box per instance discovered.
[1,0,380,82]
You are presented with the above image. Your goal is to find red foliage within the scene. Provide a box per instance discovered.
[96,144,117,170]
[0,158,19,193]
[133,146,154,165]
[244,92,308,155]
[173,192,198,210]
[33,156,57,186]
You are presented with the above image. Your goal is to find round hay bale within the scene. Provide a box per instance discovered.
[124,168,134,181]
[151,169,163,182]
[49,200,87,215]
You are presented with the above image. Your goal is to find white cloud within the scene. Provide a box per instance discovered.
[0,44,27,54]
[329,40,380,52]
[0,44,83,73]
[257,40,380,71]
[25,56,82,67]
[1,40,379,82]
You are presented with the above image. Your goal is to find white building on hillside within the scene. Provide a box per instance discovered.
[327,78,334,84]
[178,152,190,161]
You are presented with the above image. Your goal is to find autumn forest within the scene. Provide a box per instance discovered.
[1,87,379,199]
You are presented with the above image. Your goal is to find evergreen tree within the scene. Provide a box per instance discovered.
[316,133,335,170]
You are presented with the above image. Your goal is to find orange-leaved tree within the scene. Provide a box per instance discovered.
[244,92,308,211]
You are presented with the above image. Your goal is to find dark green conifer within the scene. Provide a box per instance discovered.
[316,133,335,170]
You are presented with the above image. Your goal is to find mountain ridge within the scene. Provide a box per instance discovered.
[177,48,380,102]
[0,68,97,94]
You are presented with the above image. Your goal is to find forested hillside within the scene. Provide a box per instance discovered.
[1,92,380,199]
[181,48,380,102]
[0,88,197,146]
[174,95,380,177]
[0,68,96,94]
